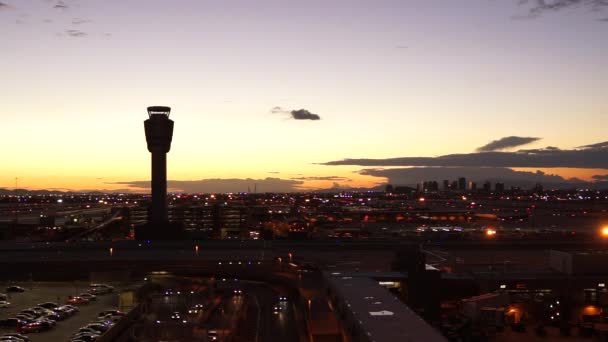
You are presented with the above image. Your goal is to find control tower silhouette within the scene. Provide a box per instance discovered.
[136,106,184,240]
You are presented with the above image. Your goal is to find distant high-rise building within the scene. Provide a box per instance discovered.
[423,181,439,192]
[483,181,491,192]
[385,184,394,193]
[458,177,466,191]
[443,180,449,191]
[468,181,477,191]
[451,180,458,190]
[495,182,505,193]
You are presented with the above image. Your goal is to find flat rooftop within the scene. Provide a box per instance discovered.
[326,273,447,342]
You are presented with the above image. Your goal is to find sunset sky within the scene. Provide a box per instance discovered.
[1,0,607,192]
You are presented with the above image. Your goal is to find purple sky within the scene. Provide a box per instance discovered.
[1,0,607,192]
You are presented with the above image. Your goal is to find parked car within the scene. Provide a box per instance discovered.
[89,284,114,294]
[19,322,46,333]
[76,328,101,335]
[6,286,26,293]
[54,305,77,316]
[0,337,26,342]
[66,296,89,305]
[79,293,97,302]
[70,333,99,342]
[31,307,52,316]
[64,304,80,311]
[15,315,36,322]
[34,319,55,329]
[37,302,59,310]
[97,310,123,318]
[42,311,65,321]
[83,323,108,333]
[0,333,29,341]
[19,310,40,318]
[0,301,10,308]
[0,318,26,328]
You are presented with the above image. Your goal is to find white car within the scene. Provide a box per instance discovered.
[0,301,10,308]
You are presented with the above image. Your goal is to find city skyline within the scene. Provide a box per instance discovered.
[1,0,607,192]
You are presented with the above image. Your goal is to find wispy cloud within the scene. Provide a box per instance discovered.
[0,2,10,10]
[66,29,86,37]
[476,136,541,152]
[54,1,69,10]
[290,176,351,181]
[272,107,321,120]
[107,177,307,193]
[72,18,91,25]
[520,0,608,13]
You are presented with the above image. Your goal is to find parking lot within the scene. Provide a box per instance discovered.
[0,281,120,341]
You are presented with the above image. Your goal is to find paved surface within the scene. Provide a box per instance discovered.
[0,282,120,342]
[241,281,300,342]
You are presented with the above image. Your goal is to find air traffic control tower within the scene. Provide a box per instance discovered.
[136,106,184,240]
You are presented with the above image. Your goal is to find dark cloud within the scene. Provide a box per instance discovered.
[291,109,320,120]
[0,2,9,9]
[66,29,86,37]
[578,141,608,149]
[54,1,68,10]
[476,136,541,152]
[359,167,591,189]
[290,176,351,181]
[320,141,608,169]
[267,171,280,174]
[592,174,608,181]
[272,107,321,120]
[72,18,91,25]
[107,178,306,193]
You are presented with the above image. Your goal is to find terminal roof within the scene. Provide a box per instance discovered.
[326,273,447,342]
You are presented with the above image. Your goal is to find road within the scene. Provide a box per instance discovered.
[240,281,300,342]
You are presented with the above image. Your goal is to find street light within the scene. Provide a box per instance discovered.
[601,226,608,237]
